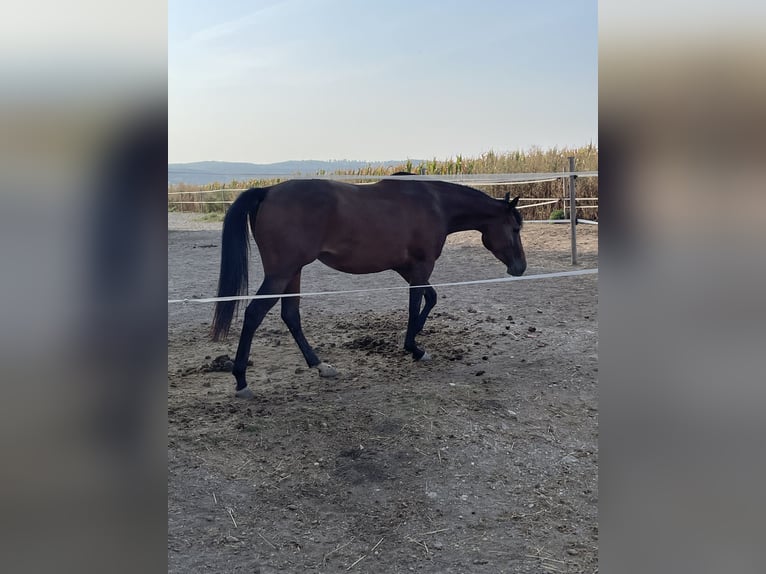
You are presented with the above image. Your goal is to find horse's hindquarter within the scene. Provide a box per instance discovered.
[318,184,446,274]
[253,181,337,274]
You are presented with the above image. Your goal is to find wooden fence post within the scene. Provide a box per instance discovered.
[569,156,577,265]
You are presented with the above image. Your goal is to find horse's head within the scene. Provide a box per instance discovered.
[481,193,526,276]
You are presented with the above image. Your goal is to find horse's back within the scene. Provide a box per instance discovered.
[258,178,442,231]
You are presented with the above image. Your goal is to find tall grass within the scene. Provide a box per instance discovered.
[168,145,598,220]
[167,178,282,214]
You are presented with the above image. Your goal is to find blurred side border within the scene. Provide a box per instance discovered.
[0,2,167,573]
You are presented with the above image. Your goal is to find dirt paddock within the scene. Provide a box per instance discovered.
[168,212,598,573]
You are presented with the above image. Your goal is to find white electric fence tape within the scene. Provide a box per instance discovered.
[168,268,598,305]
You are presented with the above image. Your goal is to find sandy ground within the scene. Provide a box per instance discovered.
[168,212,598,573]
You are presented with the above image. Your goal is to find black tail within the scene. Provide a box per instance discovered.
[210,187,269,341]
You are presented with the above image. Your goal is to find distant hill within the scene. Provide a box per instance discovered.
[168,160,415,185]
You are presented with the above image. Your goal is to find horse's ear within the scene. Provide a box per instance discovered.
[504,192,510,203]
[508,196,519,209]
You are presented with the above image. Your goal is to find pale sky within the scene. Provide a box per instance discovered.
[169,0,597,164]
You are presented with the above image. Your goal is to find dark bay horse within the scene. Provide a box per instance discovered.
[211,178,526,398]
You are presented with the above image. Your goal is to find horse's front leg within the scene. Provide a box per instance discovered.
[415,285,437,335]
[404,286,430,361]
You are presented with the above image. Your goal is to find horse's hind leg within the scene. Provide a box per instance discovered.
[232,276,289,398]
[280,272,337,378]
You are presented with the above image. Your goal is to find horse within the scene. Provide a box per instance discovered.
[211,177,526,399]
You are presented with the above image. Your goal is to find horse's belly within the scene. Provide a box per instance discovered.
[317,247,406,275]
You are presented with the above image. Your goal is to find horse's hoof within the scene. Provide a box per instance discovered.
[234,387,255,399]
[315,362,338,378]
[417,351,432,362]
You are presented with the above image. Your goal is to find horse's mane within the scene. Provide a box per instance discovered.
[430,180,523,225]
[387,175,522,225]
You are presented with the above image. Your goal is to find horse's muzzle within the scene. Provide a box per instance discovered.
[507,262,526,276]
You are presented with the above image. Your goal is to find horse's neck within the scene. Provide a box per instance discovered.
[442,187,501,233]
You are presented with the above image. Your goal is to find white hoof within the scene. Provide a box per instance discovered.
[418,351,431,362]
[234,387,254,399]
[315,362,338,378]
